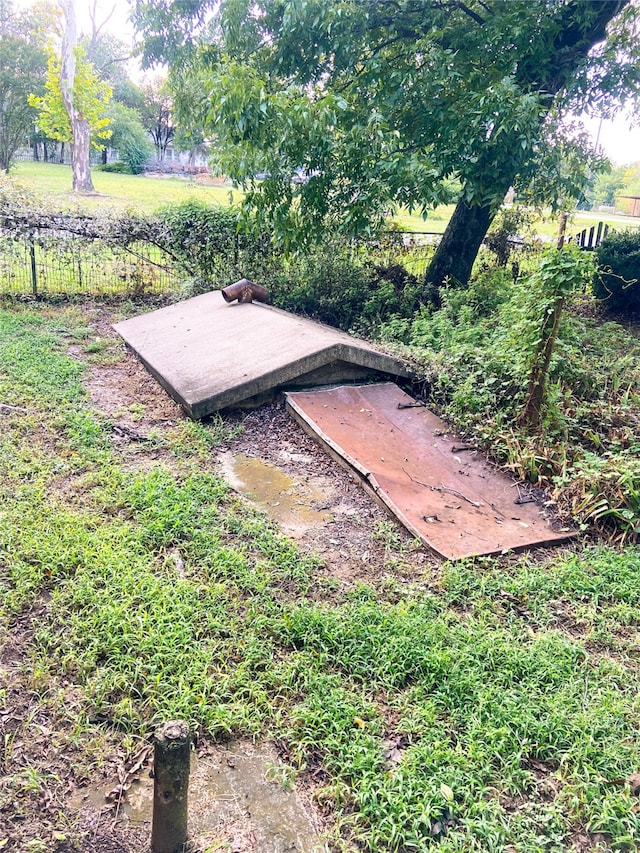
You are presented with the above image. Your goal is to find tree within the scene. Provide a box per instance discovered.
[139,75,175,160]
[106,100,152,172]
[590,165,627,207]
[29,0,112,192]
[133,0,640,295]
[0,1,48,172]
[421,1,639,290]
[170,67,211,166]
[82,29,145,112]
[29,42,112,188]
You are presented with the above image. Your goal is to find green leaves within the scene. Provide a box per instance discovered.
[29,46,112,149]
[134,0,639,279]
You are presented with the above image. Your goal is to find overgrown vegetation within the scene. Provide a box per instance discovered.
[1,170,639,541]
[2,306,640,852]
[0,178,431,319]
[593,229,640,314]
[377,254,640,541]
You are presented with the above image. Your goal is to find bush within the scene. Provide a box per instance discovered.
[98,160,131,174]
[268,242,422,333]
[107,102,154,175]
[157,199,275,290]
[155,206,421,330]
[484,206,536,267]
[592,229,640,314]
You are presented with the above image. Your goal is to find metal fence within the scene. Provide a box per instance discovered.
[13,146,109,166]
[0,230,181,297]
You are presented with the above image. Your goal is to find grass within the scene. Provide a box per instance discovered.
[12,161,241,214]
[392,204,456,234]
[3,303,640,851]
[11,162,640,242]
[394,204,640,239]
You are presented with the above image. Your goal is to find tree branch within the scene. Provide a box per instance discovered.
[455,2,486,26]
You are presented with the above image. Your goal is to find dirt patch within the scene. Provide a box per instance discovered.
[217,401,438,591]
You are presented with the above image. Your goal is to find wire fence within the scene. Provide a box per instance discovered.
[0,230,181,298]
[0,217,444,299]
[13,147,108,166]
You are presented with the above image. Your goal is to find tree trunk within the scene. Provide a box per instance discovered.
[59,0,95,193]
[518,296,565,429]
[422,0,628,296]
[71,122,95,192]
[424,197,496,294]
[557,212,568,249]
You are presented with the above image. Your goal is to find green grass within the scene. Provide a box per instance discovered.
[2,304,640,851]
[12,161,241,214]
[394,204,640,239]
[12,162,640,243]
[392,204,456,234]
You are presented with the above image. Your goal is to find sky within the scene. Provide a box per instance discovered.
[582,112,640,167]
[13,0,640,166]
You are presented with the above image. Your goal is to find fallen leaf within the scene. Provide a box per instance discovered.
[440,782,454,802]
[430,820,443,837]
[628,772,640,795]
[383,743,403,768]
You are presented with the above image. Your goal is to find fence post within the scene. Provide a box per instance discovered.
[596,221,603,248]
[151,720,190,853]
[29,233,38,297]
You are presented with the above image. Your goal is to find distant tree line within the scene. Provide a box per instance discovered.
[0,0,208,181]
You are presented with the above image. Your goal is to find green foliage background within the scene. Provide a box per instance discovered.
[593,230,640,313]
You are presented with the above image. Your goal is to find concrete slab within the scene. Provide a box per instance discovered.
[286,383,576,560]
[113,292,409,418]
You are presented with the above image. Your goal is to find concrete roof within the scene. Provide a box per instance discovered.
[114,291,410,419]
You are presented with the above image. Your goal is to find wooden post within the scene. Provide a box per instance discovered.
[556,211,567,249]
[151,721,190,853]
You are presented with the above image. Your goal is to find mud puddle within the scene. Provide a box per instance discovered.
[218,452,333,537]
[69,742,325,852]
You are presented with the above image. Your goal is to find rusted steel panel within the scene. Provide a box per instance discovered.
[286,383,575,560]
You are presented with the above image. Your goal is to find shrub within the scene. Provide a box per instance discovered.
[157,200,275,290]
[107,102,154,175]
[484,206,536,267]
[592,229,640,314]
[97,160,131,173]
[268,241,422,333]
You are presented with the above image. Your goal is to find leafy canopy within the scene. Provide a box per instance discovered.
[0,1,48,171]
[133,1,640,247]
[29,45,112,148]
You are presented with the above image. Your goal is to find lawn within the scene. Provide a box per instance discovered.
[13,161,241,214]
[2,302,640,851]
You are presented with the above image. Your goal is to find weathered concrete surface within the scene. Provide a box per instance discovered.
[286,383,576,560]
[113,292,409,418]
